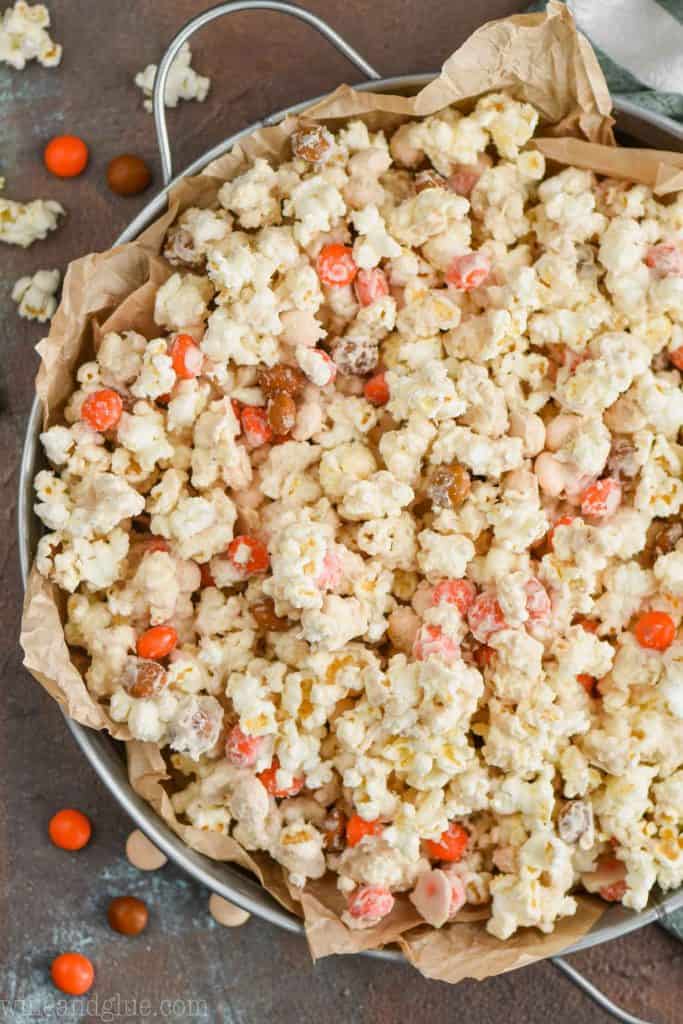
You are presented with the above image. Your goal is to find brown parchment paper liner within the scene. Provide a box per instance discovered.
[18,1,673,979]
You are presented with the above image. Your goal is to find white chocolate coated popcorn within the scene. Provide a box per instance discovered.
[34,96,683,940]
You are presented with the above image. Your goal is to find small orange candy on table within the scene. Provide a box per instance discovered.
[316,244,357,287]
[424,821,469,862]
[634,610,676,651]
[136,624,178,660]
[48,808,92,851]
[345,814,383,848]
[170,333,203,379]
[44,135,89,177]
[51,952,94,996]
[80,389,123,432]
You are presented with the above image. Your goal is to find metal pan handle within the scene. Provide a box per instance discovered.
[152,0,381,185]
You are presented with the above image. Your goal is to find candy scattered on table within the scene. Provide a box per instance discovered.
[44,134,89,178]
[107,895,149,935]
[134,41,210,112]
[50,952,94,995]
[208,894,250,928]
[125,829,168,871]
[107,154,152,196]
[48,807,92,851]
[12,268,60,321]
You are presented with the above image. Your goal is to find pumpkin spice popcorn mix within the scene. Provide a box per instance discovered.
[31,93,683,943]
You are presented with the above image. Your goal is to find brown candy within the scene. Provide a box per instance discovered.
[257,363,306,399]
[331,336,378,376]
[557,800,593,845]
[427,462,471,508]
[251,599,289,631]
[107,154,152,196]
[291,125,333,163]
[607,437,639,479]
[122,656,167,699]
[322,808,346,852]
[415,169,447,193]
[654,519,683,556]
[267,393,297,435]
[107,896,149,936]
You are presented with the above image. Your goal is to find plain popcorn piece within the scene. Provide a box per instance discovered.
[0,184,64,248]
[135,41,210,113]
[11,268,60,321]
[0,1,61,69]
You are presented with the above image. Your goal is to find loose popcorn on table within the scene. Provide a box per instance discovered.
[0,1,61,69]
[135,41,210,113]
[0,181,64,247]
[33,91,683,941]
[12,267,59,321]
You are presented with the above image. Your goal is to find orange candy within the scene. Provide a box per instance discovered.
[346,885,394,921]
[44,135,89,178]
[354,268,389,307]
[48,808,92,851]
[241,406,273,447]
[364,372,389,406]
[600,879,627,903]
[446,250,491,290]
[467,593,506,643]
[81,389,123,432]
[170,334,203,379]
[225,725,265,768]
[346,814,383,848]
[547,515,574,551]
[670,346,683,370]
[227,535,269,575]
[577,673,597,696]
[412,624,460,663]
[51,952,94,995]
[424,822,469,862]
[634,611,676,651]
[580,478,622,519]
[316,244,357,287]
[136,625,178,660]
[257,758,304,798]
[430,579,476,616]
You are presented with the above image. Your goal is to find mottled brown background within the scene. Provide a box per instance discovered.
[0,1,681,1021]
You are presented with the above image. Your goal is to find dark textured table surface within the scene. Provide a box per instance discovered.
[1,2,682,1021]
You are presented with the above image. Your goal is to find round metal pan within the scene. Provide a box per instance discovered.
[18,0,683,963]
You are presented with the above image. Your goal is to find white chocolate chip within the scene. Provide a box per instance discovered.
[125,829,168,871]
[208,894,251,927]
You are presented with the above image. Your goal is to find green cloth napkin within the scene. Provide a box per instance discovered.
[528,0,683,123]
